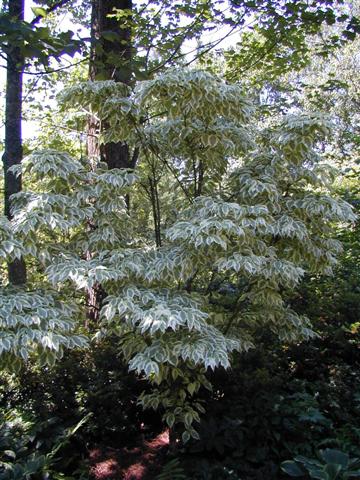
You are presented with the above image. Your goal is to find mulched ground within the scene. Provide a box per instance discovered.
[89,430,170,480]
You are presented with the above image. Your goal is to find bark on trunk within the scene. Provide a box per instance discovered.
[2,0,27,285]
[90,0,133,171]
[86,0,134,321]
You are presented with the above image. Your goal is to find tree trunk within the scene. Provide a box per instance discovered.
[90,0,133,170]
[2,0,27,285]
[86,0,134,321]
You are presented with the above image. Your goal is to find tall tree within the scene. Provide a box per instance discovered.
[88,0,135,170]
[1,0,82,285]
[86,0,136,321]
[2,0,27,285]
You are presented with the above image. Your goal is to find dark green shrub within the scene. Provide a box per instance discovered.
[281,448,360,479]
[183,327,360,480]
[0,410,89,479]
[0,337,161,447]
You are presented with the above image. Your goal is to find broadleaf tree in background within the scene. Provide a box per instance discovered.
[0,67,356,440]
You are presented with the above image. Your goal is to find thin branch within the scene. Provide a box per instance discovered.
[232,40,279,78]
[22,76,41,102]
[0,57,89,75]
[184,23,240,68]
[30,57,88,75]
[159,155,193,203]
[223,297,242,335]
[149,9,249,74]
[140,110,168,123]
[148,1,220,74]
[130,118,193,203]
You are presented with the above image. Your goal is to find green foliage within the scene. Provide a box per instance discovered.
[102,0,360,81]
[0,1,359,477]
[291,185,360,334]
[0,219,22,262]
[0,5,82,68]
[181,309,360,479]
[0,338,157,446]
[155,458,187,480]
[0,410,89,480]
[0,287,87,371]
[281,449,360,479]
[223,1,360,85]
[0,69,356,436]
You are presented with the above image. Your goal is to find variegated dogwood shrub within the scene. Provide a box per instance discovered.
[0,70,355,440]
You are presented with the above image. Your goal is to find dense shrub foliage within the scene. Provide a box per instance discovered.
[0,24,359,478]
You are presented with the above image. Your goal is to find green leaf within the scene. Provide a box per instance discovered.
[102,30,120,42]
[184,412,193,428]
[310,473,329,480]
[182,431,190,444]
[319,450,349,469]
[323,464,343,479]
[31,7,47,18]
[281,461,306,477]
[187,382,196,395]
[166,413,175,428]
[4,450,16,460]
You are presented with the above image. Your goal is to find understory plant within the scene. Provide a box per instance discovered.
[281,449,360,479]
[0,69,356,438]
[0,409,89,480]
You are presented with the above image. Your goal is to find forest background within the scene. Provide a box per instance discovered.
[0,0,360,479]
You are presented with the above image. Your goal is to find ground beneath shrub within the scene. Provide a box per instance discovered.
[89,430,170,480]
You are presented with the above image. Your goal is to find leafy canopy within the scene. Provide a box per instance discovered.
[0,69,356,438]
